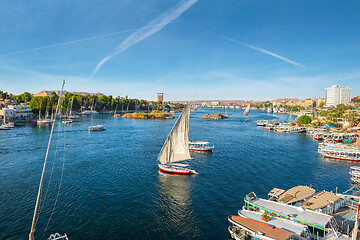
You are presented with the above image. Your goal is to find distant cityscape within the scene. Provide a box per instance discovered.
[0,85,357,123]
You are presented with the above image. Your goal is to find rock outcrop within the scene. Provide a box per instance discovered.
[201,113,229,120]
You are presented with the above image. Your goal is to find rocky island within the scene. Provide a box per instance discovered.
[201,113,229,120]
[122,110,175,119]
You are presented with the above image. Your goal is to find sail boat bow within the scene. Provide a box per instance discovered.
[157,103,198,175]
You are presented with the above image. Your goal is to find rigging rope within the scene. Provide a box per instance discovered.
[35,122,62,228]
[41,123,67,238]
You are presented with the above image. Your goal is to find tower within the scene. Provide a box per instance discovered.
[157,93,164,102]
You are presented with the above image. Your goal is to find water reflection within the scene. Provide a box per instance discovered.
[153,172,200,239]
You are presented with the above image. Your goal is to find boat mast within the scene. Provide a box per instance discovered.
[69,96,74,117]
[352,200,360,240]
[29,80,65,240]
[38,101,42,121]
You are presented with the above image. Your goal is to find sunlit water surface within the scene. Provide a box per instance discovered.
[0,109,356,239]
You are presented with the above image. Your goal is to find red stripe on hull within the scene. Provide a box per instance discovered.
[158,166,195,175]
[323,155,360,162]
[189,148,213,152]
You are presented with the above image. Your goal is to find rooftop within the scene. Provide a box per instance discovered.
[229,215,296,240]
[277,186,316,205]
[301,191,340,211]
[246,196,333,229]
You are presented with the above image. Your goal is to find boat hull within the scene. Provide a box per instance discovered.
[322,154,360,162]
[189,148,213,152]
[158,164,199,175]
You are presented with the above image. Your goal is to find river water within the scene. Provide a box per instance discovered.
[0,108,357,240]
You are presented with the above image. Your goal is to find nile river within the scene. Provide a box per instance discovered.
[0,109,357,239]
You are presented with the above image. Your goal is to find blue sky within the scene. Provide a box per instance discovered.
[0,0,359,101]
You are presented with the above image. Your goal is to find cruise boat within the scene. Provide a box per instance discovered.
[318,144,360,161]
[289,127,306,133]
[189,141,214,152]
[332,133,344,143]
[313,133,324,141]
[265,124,274,130]
[89,124,106,131]
[228,210,309,240]
[243,192,347,239]
[268,186,315,206]
[257,120,269,126]
[0,124,11,130]
[81,110,98,115]
[349,166,360,183]
[157,103,198,175]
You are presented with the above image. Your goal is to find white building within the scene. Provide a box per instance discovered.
[0,103,33,119]
[325,85,351,107]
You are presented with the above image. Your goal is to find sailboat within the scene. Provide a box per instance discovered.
[0,113,11,130]
[29,80,68,240]
[68,96,80,120]
[113,102,121,118]
[37,99,51,124]
[157,103,198,175]
[244,103,250,116]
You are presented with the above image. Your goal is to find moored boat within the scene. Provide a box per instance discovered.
[89,124,106,131]
[228,214,308,240]
[189,141,214,152]
[257,120,269,126]
[318,144,360,161]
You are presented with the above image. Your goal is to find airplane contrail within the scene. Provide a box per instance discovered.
[0,22,178,57]
[93,0,198,76]
[222,37,304,67]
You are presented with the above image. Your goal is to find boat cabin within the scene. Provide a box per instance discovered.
[269,186,316,206]
[243,192,345,239]
[189,141,214,152]
[300,191,342,214]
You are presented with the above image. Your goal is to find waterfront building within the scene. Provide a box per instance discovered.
[297,110,315,118]
[325,85,351,107]
[157,93,164,102]
[211,101,220,106]
[0,103,33,119]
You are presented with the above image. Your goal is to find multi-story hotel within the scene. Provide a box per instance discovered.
[325,85,351,107]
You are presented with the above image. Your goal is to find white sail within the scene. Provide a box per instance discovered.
[244,103,250,114]
[157,104,191,165]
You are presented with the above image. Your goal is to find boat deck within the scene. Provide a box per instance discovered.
[277,186,315,205]
[247,198,333,229]
[300,191,340,211]
[239,210,306,235]
[229,215,295,240]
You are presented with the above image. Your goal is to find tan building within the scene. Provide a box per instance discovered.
[299,98,316,108]
[157,93,164,102]
[315,98,325,108]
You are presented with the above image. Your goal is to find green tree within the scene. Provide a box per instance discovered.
[297,115,312,124]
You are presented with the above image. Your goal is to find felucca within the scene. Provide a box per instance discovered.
[244,103,250,116]
[157,103,198,175]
